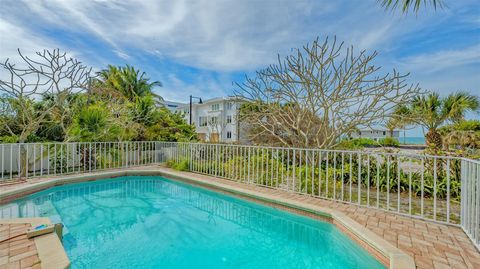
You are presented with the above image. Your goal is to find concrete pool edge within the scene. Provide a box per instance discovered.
[0,217,70,269]
[0,168,415,269]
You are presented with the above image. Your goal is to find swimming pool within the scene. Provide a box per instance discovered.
[2,176,385,269]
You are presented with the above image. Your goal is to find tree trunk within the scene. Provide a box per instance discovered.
[426,128,442,149]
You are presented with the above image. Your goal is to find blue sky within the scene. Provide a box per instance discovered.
[1,0,479,136]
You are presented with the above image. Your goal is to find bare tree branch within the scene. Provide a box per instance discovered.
[235,36,422,149]
[0,48,93,142]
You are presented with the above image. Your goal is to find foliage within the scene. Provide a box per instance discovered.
[379,137,400,147]
[0,135,18,143]
[144,107,197,142]
[335,138,376,149]
[170,150,462,202]
[394,91,480,150]
[449,120,480,132]
[438,120,480,151]
[67,104,131,142]
[439,120,480,135]
[166,158,190,171]
[0,49,196,144]
[97,65,162,103]
[379,0,443,13]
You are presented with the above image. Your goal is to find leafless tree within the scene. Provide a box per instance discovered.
[235,36,422,149]
[206,115,225,142]
[0,49,93,142]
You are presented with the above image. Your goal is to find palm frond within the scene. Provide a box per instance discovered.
[380,0,443,13]
[443,91,480,123]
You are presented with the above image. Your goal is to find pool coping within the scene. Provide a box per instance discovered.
[0,168,415,269]
[1,218,70,269]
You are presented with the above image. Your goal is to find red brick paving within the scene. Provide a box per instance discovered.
[0,223,41,269]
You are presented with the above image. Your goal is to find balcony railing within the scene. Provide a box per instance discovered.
[0,141,478,249]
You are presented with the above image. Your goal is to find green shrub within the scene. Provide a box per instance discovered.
[0,135,18,143]
[295,154,462,201]
[440,120,480,133]
[166,158,190,171]
[336,138,376,149]
[379,137,400,147]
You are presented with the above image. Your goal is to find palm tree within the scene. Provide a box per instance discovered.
[393,91,479,149]
[380,0,443,13]
[67,104,127,142]
[385,116,404,137]
[97,65,163,102]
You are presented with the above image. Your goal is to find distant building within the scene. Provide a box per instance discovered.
[176,96,245,143]
[160,100,186,112]
[351,129,400,141]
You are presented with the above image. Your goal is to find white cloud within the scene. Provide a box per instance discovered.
[114,50,130,60]
[0,19,56,61]
[155,73,230,103]
[2,0,412,72]
[396,45,480,73]
[1,0,479,100]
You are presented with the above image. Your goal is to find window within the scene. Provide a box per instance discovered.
[211,103,220,111]
[199,116,207,127]
[210,116,218,125]
[226,115,232,123]
[226,102,233,110]
[227,131,232,139]
[383,131,386,135]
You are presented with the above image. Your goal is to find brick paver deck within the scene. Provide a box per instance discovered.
[1,165,479,269]
[0,223,41,269]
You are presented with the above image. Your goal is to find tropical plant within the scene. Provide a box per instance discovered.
[379,137,400,147]
[166,158,190,171]
[379,0,443,13]
[144,107,197,142]
[393,91,479,150]
[67,104,127,142]
[385,115,404,138]
[0,50,195,145]
[97,65,162,103]
[440,120,480,150]
[335,138,377,150]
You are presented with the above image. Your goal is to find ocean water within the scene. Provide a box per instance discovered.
[400,137,426,145]
[2,176,385,269]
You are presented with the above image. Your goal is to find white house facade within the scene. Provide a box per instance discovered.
[351,129,400,141]
[176,97,244,143]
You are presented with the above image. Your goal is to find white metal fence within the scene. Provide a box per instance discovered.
[0,142,157,179]
[0,141,479,249]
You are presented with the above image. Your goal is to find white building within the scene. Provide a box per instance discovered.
[160,100,185,112]
[351,129,400,141]
[176,96,245,143]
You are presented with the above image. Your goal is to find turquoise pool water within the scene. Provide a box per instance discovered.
[1,176,385,269]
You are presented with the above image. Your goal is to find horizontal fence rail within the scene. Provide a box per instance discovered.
[0,142,157,181]
[157,142,479,249]
[0,141,478,249]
